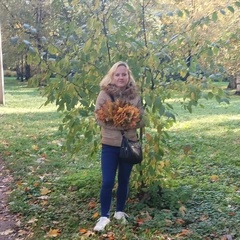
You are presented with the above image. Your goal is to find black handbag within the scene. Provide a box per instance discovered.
[119,133,143,164]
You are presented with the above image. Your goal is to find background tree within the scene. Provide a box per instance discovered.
[1,0,239,191]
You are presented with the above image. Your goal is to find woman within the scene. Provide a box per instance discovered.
[94,61,145,231]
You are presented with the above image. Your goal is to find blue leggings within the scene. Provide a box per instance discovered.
[100,144,133,218]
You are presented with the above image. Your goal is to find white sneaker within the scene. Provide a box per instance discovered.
[93,217,110,231]
[113,211,128,223]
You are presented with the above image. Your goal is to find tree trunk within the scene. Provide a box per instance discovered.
[20,54,24,81]
[227,77,236,89]
[0,24,5,105]
[235,75,240,95]
[25,55,31,80]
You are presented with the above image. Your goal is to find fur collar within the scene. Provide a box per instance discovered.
[102,83,137,100]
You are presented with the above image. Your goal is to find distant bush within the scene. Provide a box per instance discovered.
[4,70,17,77]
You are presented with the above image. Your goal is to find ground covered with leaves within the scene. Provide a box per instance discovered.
[0,79,239,240]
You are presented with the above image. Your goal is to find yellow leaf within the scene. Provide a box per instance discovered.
[47,229,61,237]
[40,187,51,195]
[41,200,49,206]
[93,212,99,219]
[27,217,38,224]
[210,175,219,182]
[199,214,209,221]
[160,161,165,168]
[145,133,152,142]
[179,205,187,216]
[32,145,38,151]
[33,182,40,187]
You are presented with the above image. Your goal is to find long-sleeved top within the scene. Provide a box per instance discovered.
[95,83,145,147]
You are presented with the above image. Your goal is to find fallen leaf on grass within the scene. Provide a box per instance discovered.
[0,229,14,236]
[33,182,40,187]
[40,200,49,206]
[32,145,38,151]
[88,200,97,209]
[79,229,87,234]
[79,229,94,237]
[199,214,209,221]
[41,153,47,159]
[37,195,49,200]
[40,187,51,195]
[136,211,152,226]
[179,205,187,216]
[46,229,61,237]
[27,217,38,224]
[176,229,192,237]
[4,151,11,156]
[210,175,219,182]
[165,219,174,226]
[175,218,185,225]
[228,211,236,216]
[93,212,99,219]
[103,232,115,239]
[183,145,192,155]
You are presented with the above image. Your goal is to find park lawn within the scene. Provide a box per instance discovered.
[0,78,240,240]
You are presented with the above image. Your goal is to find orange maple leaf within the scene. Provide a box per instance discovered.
[79,228,87,234]
[40,187,51,195]
[47,228,61,237]
[177,229,192,237]
[88,200,97,209]
[93,212,99,219]
[96,99,140,128]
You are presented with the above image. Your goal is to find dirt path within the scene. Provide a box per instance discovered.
[0,157,19,240]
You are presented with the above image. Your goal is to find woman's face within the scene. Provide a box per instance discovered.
[113,65,129,88]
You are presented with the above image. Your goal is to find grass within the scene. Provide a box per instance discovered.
[0,78,240,240]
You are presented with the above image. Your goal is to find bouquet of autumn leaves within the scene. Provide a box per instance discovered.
[96,99,141,129]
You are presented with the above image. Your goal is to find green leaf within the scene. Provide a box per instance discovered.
[159,105,165,116]
[212,12,218,22]
[83,39,92,53]
[220,98,230,104]
[144,95,152,108]
[235,1,240,7]
[207,49,213,56]
[167,11,173,17]
[208,92,214,99]
[29,47,37,54]
[48,44,59,55]
[154,97,162,109]
[125,3,135,13]
[213,46,219,54]
[227,6,234,13]
[177,10,183,17]
[164,111,175,120]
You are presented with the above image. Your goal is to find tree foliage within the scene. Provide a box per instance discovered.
[1,0,240,190]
